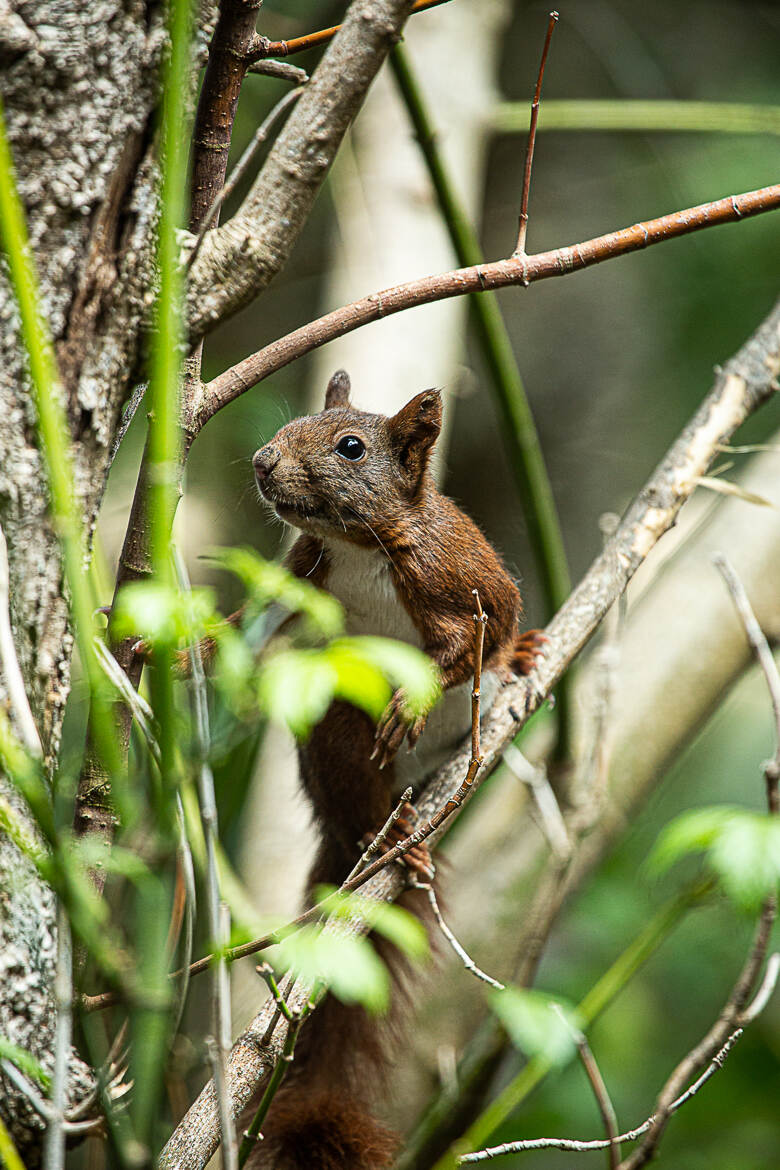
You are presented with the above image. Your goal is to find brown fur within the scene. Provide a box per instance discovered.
[249,371,542,1167]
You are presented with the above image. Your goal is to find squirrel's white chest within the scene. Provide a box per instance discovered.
[323,542,421,645]
[322,540,500,793]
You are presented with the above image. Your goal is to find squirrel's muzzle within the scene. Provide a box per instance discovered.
[253,444,280,486]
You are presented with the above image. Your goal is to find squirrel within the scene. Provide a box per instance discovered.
[248,370,545,1169]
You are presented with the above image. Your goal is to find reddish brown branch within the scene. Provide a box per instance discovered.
[515,11,558,255]
[196,182,780,433]
[249,0,451,60]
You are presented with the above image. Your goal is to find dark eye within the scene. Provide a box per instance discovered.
[335,435,365,461]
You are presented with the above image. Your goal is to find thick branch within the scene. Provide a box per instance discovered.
[196,183,780,431]
[187,0,418,336]
[159,299,780,1170]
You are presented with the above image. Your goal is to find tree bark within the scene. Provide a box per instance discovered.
[0,0,170,1154]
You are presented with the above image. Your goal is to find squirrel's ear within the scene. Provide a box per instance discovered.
[324,370,351,410]
[388,389,442,491]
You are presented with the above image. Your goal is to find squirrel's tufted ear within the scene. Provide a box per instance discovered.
[388,389,442,493]
[324,370,351,410]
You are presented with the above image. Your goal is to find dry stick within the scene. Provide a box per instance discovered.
[197,183,780,430]
[412,879,505,992]
[515,11,558,256]
[247,0,450,60]
[157,306,780,1170]
[346,785,414,883]
[245,60,309,83]
[712,552,780,763]
[571,1028,620,1170]
[459,957,780,1163]
[186,86,306,272]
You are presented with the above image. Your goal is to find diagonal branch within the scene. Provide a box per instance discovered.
[157,299,780,1170]
[195,183,780,431]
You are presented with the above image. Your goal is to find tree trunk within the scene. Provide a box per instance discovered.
[0,0,169,1153]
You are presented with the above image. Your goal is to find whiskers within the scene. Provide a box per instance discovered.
[344,505,398,572]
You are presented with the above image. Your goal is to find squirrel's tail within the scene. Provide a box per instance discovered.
[246,844,431,1170]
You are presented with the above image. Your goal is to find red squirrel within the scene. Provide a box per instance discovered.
[249,371,545,1169]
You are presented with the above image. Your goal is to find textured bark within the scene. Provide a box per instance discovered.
[0,0,170,1155]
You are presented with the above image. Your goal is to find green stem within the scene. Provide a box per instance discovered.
[238,1009,307,1168]
[492,99,780,137]
[432,881,711,1169]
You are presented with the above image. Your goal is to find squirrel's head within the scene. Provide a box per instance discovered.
[253,370,442,542]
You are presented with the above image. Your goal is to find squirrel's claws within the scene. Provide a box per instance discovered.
[511,628,549,677]
[373,691,427,768]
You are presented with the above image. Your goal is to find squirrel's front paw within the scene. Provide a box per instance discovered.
[371,690,428,770]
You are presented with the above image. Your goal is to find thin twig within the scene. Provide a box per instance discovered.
[712,551,780,779]
[503,746,570,860]
[186,87,305,272]
[515,11,558,255]
[0,522,42,757]
[245,60,308,84]
[198,184,780,430]
[458,955,780,1164]
[412,879,505,991]
[247,0,450,61]
[555,1008,620,1170]
[345,786,414,883]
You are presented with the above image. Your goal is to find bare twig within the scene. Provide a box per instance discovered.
[0,522,42,757]
[458,954,780,1163]
[515,12,558,255]
[503,746,571,860]
[412,879,505,991]
[245,60,308,84]
[712,551,780,777]
[246,0,450,61]
[197,185,780,430]
[187,86,305,272]
[557,1011,620,1170]
[346,786,414,882]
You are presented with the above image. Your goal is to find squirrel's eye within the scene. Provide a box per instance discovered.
[335,435,366,461]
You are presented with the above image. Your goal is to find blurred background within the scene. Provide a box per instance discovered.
[95,1,780,1165]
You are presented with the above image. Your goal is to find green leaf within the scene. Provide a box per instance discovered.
[112,581,219,649]
[647,806,738,875]
[710,816,780,911]
[315,886,430,961]
[490,986,581,1066]
[273,926,390,1013]
[207,546,344,638]
[257,650,338,737]
[344,637,441,715]
[0,1036,51,1088]
[649,806,780,912]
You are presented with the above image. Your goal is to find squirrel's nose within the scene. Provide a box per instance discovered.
[253,445,280,484]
